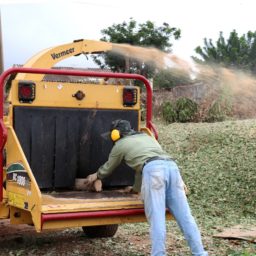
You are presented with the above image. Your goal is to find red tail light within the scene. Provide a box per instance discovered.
[18,81,35,103]
[123,87,137,107]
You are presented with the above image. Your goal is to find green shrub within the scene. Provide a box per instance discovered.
[204,84,233,122]
[162,102,177,123]
[205,96,232,122]
[176,97,198,122]
[162,98,198,123]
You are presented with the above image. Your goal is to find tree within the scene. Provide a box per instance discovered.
[93,18,181,78]
[192,30,256,73]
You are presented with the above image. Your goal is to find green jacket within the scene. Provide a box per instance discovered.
[97,133,171,192]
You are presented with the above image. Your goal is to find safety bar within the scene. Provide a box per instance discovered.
[41,208,145,229]
[0,67,158,201]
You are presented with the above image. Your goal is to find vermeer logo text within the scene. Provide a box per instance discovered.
[51,48,75,60]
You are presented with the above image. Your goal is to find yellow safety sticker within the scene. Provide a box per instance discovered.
[8,192,25,209]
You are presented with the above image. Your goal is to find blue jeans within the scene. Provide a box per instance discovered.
[141,160,208,256]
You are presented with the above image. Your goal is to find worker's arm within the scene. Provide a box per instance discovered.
[97,144,124,179]
[84,143,124,186]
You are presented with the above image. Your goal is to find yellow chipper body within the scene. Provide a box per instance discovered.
[0,39,167,237]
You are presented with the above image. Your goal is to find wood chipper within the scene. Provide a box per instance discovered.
[0,39,167,238]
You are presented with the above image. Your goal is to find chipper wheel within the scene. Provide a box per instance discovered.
[82,224,118,238]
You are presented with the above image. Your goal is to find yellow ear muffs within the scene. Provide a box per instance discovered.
[111,129,120,141]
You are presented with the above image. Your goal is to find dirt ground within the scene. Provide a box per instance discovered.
[0,218,201,256]
[1,219,256,256]
[0,219,153,256]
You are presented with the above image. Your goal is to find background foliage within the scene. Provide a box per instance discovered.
[162,97,198,123]
[193,30,256,73]
[93,18,181,78]
[153,68,193,89]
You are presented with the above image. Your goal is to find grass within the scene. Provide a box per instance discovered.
[157,119,256,222]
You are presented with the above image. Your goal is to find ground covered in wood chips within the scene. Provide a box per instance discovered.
[1,119,256,256]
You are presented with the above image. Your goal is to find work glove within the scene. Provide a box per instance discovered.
[123,186,140,194]
[123,186,133,193]
[93,179,102,192]
[84,172,98,187]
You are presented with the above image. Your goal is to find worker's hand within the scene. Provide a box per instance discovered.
[93,179,102,192]
[84,172,98,186]
[123,186,133,193]
[123,186,140,194]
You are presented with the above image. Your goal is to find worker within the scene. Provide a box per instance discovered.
[84,119,208,256]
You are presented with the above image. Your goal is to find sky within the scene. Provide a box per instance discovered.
[0,0,256,70]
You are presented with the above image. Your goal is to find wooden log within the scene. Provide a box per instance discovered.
[74,178,102,192]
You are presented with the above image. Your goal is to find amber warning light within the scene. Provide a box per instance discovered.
[18,81,35,103]
[123,87,137,107]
